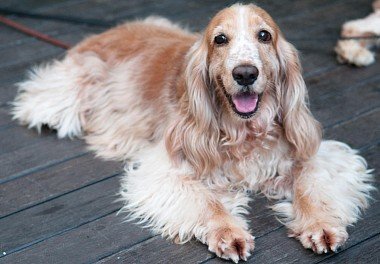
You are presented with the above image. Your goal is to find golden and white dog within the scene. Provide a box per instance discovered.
[12,4,373,262]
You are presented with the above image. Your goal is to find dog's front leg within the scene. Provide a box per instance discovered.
[205,191,255,262]
[273,140,373,253]
[119,143,254,262]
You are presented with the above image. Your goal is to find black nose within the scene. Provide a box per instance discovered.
[232,65,259,86]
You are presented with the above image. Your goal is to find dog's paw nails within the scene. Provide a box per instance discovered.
[295,225,348,254]
[208,225,254,262]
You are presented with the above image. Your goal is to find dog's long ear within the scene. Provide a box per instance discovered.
[276,35,322,160]
[185,39,216,128]
[166,38,220,176]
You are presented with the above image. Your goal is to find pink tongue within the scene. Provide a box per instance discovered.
[232,93,258,113]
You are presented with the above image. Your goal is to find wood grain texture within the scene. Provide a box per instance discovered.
[1,213,153,264]
[0,153,122,218]
[0,126,86,183]
[0,176,122,255]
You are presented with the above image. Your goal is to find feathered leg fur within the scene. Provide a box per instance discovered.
[272,140,374,253]
[119,142,255,262]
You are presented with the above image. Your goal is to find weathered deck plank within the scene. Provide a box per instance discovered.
[1,213,153,264]
[311,77,380,128]
[0,126,86,184]
[0,176,122,255]
[0,153,121,218]
[324,108,380,149]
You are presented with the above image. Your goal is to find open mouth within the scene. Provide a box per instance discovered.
[217,76,261,119]
[229,91,260,118]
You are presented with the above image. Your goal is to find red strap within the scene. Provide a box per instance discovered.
[0,15,71,50]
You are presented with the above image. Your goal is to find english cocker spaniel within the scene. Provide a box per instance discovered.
[12,4,373,262]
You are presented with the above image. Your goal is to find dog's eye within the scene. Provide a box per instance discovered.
[258,30,271,43]
[214,34,228,45]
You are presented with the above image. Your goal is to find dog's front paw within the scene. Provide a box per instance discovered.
[291,224,348,254]
[207,225,255,263]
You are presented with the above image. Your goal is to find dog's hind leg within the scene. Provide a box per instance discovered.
[12,57,82,138]
[12,53,106,139]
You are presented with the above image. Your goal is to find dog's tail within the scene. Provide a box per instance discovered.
[12,57,83,138]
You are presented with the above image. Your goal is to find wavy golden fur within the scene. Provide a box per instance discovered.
[12,4,373,262]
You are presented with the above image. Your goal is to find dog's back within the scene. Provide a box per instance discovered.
[12,17,197,160]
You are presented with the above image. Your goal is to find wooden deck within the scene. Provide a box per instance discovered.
[0,0,379,263]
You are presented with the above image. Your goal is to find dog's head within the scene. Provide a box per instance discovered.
[168,4,321,176]
[184,4,321,158]
[202,4,278,119]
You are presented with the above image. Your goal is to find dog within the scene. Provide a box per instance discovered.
[335,0,380,66]
[12,3,373,262]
